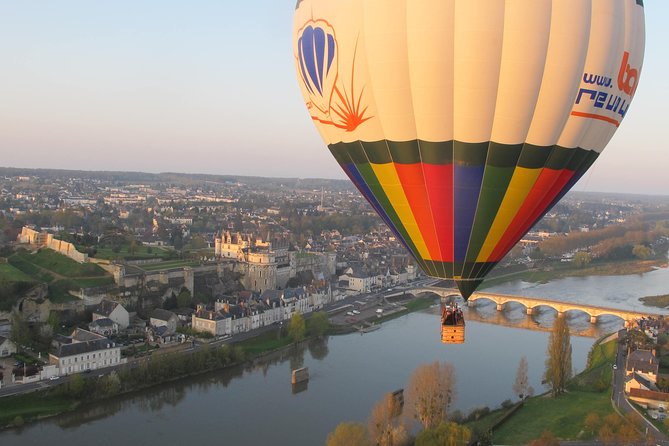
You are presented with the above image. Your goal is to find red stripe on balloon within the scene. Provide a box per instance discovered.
[489,168,575,262]
[422,163,455,263]
[394,163,443,262]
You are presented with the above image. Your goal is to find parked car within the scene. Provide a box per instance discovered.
[49,376,60,381]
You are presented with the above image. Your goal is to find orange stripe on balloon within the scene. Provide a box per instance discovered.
[394,163,443,262]
[570,111,620,127]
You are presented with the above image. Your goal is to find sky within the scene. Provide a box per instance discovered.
[0,1,667,195]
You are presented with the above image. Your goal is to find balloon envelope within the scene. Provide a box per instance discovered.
[293,0,645,298]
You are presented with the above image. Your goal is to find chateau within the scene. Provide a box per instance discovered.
[214,231,336,293]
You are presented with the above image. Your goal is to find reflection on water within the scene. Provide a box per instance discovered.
[3,271,660,445]
[0,311,596,446]
[464,300,623,338]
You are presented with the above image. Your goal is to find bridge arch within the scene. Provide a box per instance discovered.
[421,286,653,327]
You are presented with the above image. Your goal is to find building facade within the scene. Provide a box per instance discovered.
[49,329,124,376]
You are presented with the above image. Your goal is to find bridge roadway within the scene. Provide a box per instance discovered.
[411,286,657,327]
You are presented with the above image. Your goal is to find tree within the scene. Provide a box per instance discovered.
[308,311,329,337]
[406,362,456,430]
[97,372,121,397]
[598,423,615,446]
[573,251,592,268]
[513,356,529,399]
[129,239,138,255]
[544,315,572,396]
[415,421,471,446]
[68,373,86,398]
[632,244,651,259]
[369,393,406,446]
[288,312,306,343]
[163,293,178,310]
[176,289,192,308]
[584,412,600,435]
[10,311,31,347]
[528,430,559,446]
[326,422,371,446]
[616,422,640,445]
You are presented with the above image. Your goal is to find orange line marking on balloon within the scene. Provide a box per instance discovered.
[570,111,620,127]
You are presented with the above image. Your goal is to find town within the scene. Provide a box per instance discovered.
[1,167,669,442]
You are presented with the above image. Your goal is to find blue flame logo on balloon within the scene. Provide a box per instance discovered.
[297,22,338,115]
[296,20,372,132]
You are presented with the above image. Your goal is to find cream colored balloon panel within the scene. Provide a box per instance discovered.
[489,0,552,146]
[524,0,592,148]
[406,0,455,143]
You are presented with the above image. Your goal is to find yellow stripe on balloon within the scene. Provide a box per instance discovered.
[476,167,541,262]
[370,163,432,260]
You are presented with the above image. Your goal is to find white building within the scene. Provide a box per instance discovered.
[149,309,179,334]
[338,266,373,293]
[93,300,130,329]
[49,329,124,376]
[0,336,16,358]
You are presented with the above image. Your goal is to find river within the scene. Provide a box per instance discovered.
[1,266,667,445]
[486,262,669,314]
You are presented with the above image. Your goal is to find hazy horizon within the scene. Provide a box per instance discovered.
[1,1,667,195]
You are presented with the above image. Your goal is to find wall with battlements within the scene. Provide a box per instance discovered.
[18,227,89,264]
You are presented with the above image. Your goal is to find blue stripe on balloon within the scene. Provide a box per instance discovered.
[314,27,326,90]
[300,26,322,95]
[327,34,335,74]
[453,165,485,263]
[298,36,314,95]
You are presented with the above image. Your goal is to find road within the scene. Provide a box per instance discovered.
[612,328,669,446]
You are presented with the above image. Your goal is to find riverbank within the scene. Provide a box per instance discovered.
[468,336,618,444]
[0,296,437,430]
[640,294,669,309]
[480,258,667,290]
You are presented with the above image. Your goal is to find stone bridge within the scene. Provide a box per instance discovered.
[412,286,657,327]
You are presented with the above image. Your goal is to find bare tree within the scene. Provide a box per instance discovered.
[584,412,600,435]
[368,393,407,446]
[528,430,559,446]
[544,315,572,396]
[513,356,529,399]
[405,361,456,430]
[617,422,640,445]
[326,422,371,446]
[598,424,616,446]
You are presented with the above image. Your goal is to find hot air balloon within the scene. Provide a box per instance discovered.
[293,0,645,301]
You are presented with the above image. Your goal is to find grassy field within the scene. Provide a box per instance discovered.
[0,262,34,282]
[238,330,292,355]
[140,260,200,271]
[69,276,115,288]
[491,339,618,444]
[92,245,175,261]
[0,392,77,427]
[492,391,614,444]
[18,249,107,277]
[5,249,113,304]
[8,254,54,282]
